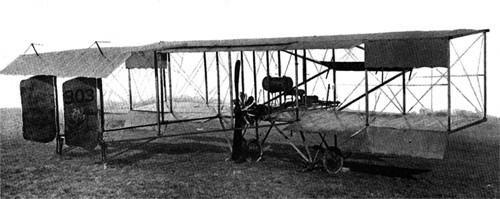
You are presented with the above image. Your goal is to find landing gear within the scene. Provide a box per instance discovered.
[100,142,107,163]
[322,146,344,174]
[244,138,263,162]
[319,134,344,174]
[308,145,344,174]
[56,136,64,155]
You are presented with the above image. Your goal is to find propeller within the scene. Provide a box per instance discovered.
[232,60,269,162]
[234,60,241,112]
[231,60,244,161]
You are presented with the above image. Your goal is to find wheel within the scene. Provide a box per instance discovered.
[322,146,344,174]
[245,139,263,162]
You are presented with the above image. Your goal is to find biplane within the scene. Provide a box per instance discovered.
[0,29,489,173]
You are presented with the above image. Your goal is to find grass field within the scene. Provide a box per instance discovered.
[1,108,499,198]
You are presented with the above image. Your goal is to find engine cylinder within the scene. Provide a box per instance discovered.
[262,76,293,93]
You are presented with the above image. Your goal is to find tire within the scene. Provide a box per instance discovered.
[245,139,263,162]
[322,146,344,174]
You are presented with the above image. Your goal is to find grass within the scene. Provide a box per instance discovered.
[1,108,499,198]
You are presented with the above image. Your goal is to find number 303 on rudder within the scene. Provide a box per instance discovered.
[63,89,95,104]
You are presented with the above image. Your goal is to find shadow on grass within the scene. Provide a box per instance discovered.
[175,135,302,161]
[343,161,432,180]
[176,135,434,179]
[62,134,433,180]
[102,140,228,165]
[179,135,229,144]
[64,134,306,168]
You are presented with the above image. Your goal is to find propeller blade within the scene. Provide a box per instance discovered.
[234,60,241,104]
[232,60,243,161]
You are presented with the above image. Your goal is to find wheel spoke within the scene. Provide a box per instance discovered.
[322,147,344,174]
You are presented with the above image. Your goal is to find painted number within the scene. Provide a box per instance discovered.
[63,89,95,104]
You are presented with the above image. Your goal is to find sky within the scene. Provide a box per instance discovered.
[0,0,498,116]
